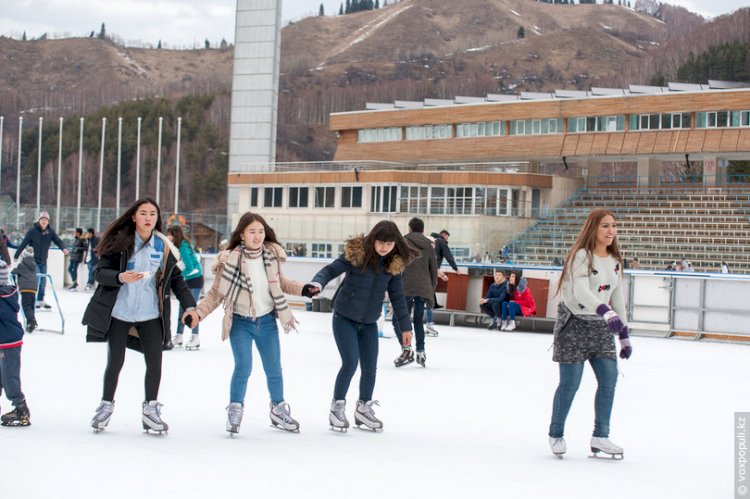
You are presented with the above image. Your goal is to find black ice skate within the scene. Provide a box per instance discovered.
[142,401,168,434]
[354,400,383,431]
[1,399,31,427]
[394,347,414,367]
[270,401,300,432]
[589,437,624,460]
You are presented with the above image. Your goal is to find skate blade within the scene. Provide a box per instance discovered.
[1,420,31,427]
[354,423,382,432]
[185,347,200,351]
[143,428,168,435]
[589,450,623,460]
[552,453,565,459]
[270,421,300,433]
[329,425,348,433]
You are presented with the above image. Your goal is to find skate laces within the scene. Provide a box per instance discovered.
[227,404,243,425]
[331,401,347,420]
[94,401,114,420]
[143,401,164,422]
[272,402,295,424]
[357,400,380,420]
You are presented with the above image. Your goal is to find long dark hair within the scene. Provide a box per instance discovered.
[227,212,280,251]
[556,209,623,294]
[360,220,418,272]
[167,225,189,248]
[96,198,163,257]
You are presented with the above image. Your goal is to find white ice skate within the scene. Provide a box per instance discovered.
[549,436,566,459]
[329,399,349,432]
[142,401,168,434]
[185,335,200,350]
[354,400,383,431]
[425,323,439,337]
[172,334,184,347]
[226,402,243,435]
[589,437,623,460]
[270,401,300,432]
[91,400,114,432]
[504,320,516,332]
[416,351,426,367]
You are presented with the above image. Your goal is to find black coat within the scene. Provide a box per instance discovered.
[82,231,196,350]
[430,232,458,271]
[14,222,66,265]
[70,237,88,263]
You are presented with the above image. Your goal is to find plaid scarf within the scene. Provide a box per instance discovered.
[217,244,297,333]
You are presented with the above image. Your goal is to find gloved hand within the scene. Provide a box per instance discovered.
[301,283,320,298]
[596,304,624,334]
[618,326,632,359]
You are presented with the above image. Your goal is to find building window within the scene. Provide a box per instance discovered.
[405,124,452,140]
[510,118,563,135]
[249,187,259,208]
[314,187,335,208]
[400,185,429,214]
[428,187,445,215]
[371,186,398,213]
[568,115,624,133]
[631,112,690,130]
[357,127,403,143]
[285,242,307,257]
[447,187,474,215]
[341,186,363,208]
[311,243,333,258]
[263,187,282,208]
[289,187,309,208]
[697,110,748,128]
[456,121,504,138]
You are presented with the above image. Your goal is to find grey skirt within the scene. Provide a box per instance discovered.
[552,302,616,363]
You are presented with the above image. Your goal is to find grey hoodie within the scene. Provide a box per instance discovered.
[402,232,438,305]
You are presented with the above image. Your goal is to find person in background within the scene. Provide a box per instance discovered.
[168,225,204,350]
[84,228,100,291]
[82,198,197,434]
[67,228,88,291]
[13,211,69,309]
[1,228,17,251]
[480,270,509,330]
[0,260,31,427]
[11,247,38,333]
[305,221,417,432]
[501,273,536,331]
[720,261,729,274]
[0,230,10,264]
[547,209,632,460]
[629,257,641,270]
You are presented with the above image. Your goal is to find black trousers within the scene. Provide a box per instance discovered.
[21,292,36,323]
[103,317,163,402]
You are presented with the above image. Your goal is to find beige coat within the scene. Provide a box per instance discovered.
[195,243,303,340]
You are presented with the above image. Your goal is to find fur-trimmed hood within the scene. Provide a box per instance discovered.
[153,230,185,271]
[343,235,406,275]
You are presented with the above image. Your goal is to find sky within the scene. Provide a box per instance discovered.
[0,0,747,48]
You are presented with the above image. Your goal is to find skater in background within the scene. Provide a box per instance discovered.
[0,230,10,264]
[167,225,204,350]
[84,228,100,291]
[720,261,729,274]
[11,247,38,333]
[392,217,437,368]
[82,198,197,434]
[13,211,69,309]
[500,272,536,331]
[305,220,417,431]
[429,229,460,311]
[67,228,88,291]
[548,209,632,459]
[480,270,509,330]
[0,260,31,427]
[182,212,305,435]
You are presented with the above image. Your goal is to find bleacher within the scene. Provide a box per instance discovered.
[510,185,750,274]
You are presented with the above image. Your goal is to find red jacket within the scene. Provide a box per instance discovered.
[512,287,536,317]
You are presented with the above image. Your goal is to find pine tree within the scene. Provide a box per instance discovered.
[205,39,210,49]
[375,0,380,8]
[319,3,325,15]
[157,39,162,49]
[339,3,344,15]
[98,22,106,39]
[22,31,27,41]
[517,26,525,38]
[345,0,351,14]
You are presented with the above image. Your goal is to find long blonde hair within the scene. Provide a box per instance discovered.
[556,209,623,294]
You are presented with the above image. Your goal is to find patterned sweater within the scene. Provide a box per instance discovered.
[560,249,627,325]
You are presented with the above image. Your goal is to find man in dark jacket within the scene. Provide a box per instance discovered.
[13,211,68,308]
[393,218,438,368]
[430,230,458,272]
[480,270,509,330]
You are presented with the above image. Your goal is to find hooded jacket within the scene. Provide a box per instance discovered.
[511,277,536,317]
[0,285,24,348]
[11,254,38,292]
[311,236,412,330]
[402,232,438,305]
[430,232,458,271]
[81,231,196,349]
[14,222,66,265]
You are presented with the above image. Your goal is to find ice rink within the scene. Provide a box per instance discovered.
[3,290,743,498]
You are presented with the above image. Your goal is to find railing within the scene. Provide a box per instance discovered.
[256,160,532,173]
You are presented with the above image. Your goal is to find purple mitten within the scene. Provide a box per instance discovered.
[618,326,632,359]
[596,304,623,334]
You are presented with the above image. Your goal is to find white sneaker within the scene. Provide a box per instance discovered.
[185,335,200,350]
[505,320,516,332]
[590,437,624,458]
[172,334,184,347]
[549,436,566,457]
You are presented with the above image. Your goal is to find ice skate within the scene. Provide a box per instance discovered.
[425,323,439,337]
[142,401,168,434]
[1,399,31,427]
[270,401,300,432]
[589,437,624,460]
[394,346,414,367]
[84,284,94,292]
[329,399,349,432]
[90,400,114,432]
[68,283,78,291]
[504,320,516,332]
[185,335,200,351]
[172,334,184,348]
[549,437,566,459]
[36,300,52,310]
[354,400,382,431]
[26,320,37,334]
[226,402,243,435]
[488,317,499,330]
[416,351,427,367]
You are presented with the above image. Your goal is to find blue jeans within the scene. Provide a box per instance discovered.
[501,301,522,320]
[86,260,96,286]
[549,358,618,438]
[36,262,47,301]
[68,259,80,284]
[392,296,426,351]
[426,307,433,323]
[0,346,25,405]
[229,313,283,404]
[332,313,379,402]
[176,287,202,335]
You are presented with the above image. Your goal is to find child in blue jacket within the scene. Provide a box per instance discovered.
[0,260,31,426]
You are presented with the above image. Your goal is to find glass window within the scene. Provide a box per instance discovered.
[311,243,333,258]
[263,187,282,208]
[250,187,258,208]
[341,186,362,208]
[285,242,307,257]
[370,186,398,213]
[314,187,335,208]
[429,187,445,215]
[289,187,308,208]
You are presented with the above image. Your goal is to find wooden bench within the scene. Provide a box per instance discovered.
[432,309,555,332]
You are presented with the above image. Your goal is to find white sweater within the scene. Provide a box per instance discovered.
[561,249,627,324]
[233,256,275,318]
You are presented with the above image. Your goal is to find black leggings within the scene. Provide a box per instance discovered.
[103,318,163,402]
